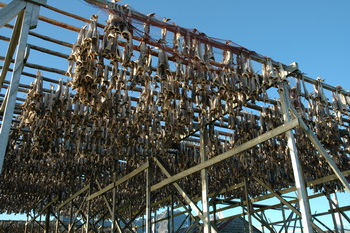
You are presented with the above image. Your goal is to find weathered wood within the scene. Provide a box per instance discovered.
[0,0,26,27]
[87,161,149,201]
[279,82,313,233]
[200,125,211,233]
[0,56,67,75]
[57,184,90,210]
[38,14,81,32]
[289,106,350,193]
[154,156,218,233]
[244,178,253,233]
[151,118,299,191]
[269,205,350,227]
[43,3,105,28]
[145,158,152,233]
[253,177,324,233]
[0,10,24,90]
[0,0,41,174]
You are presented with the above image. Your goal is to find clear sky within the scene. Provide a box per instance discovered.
[0,0,350,230]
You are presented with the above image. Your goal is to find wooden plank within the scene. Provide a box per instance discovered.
[57,184,90,210]
[289,106,350,193]
[0,0,26,27]
[87,161,149,201]
[151,118,299,191]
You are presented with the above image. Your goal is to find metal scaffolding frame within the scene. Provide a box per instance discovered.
[0,1,350,232]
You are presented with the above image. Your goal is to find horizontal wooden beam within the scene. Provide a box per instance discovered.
[57,184,90,210]
[0,0,26,27]
[151,118,299,191]
[87,161,149,201]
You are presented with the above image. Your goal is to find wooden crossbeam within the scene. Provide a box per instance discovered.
[87,161,149,201]
[151,118,299,191]
[253,177,324,233]
[57,184,90,210]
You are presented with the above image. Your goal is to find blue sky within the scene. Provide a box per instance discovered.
[1,0,350,230]
[116,0,350,89]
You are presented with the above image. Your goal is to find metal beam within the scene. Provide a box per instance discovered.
[151,118,299,191]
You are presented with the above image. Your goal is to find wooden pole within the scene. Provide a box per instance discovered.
[327,194,340,233]
[0,0,45,174]
[200,125,211,233]
[331,193,345,233]
[0,9,24,90]
[171,193,174,233]
[85,184,92,233]
[278,82,313,233]
[111,166,117,233]
[45,195,51,233]
[244,177,253,233]
[146,158,152,233]
[281,204,287,233]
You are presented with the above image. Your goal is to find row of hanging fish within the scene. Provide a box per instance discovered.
[1,7,350,214]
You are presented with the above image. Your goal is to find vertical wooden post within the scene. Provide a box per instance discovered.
[111,165,117,233]
[188,205,192,226]
[281,204,287,233]
[85,184,91,233]
[142,214,145,233]
[200,125,211,233]
[146,158,152,233]
[31,209,35,233]
[154,208,157,232]
[68,201,73,233]
[25,214,29,233]
[244,177,253,233]
[278,82,313,233]
[39,208,42,233]
[171,193,174,233]
[213,200,217,227]
[55,210,60,233]
[167,206,170,233]
[327,194,339,233]
[261,210,265,233]
[332,193,345,233]
[0,0,46,174]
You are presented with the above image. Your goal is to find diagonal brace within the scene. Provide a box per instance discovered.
[289,106,350,193]
[253,176,324,233]
[153,156,218,233]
